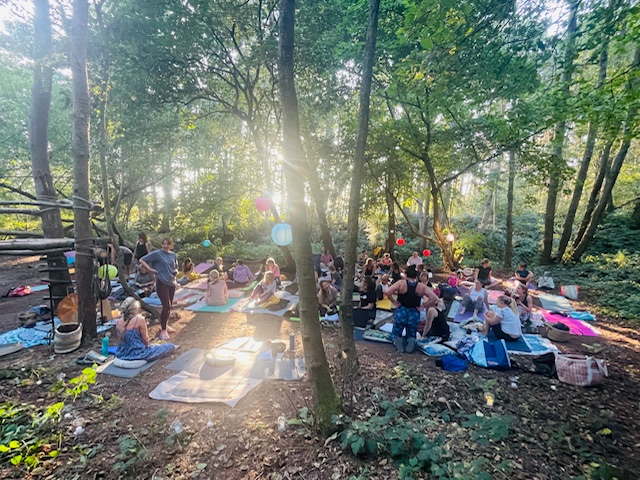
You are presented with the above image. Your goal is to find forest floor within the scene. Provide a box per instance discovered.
[0,257,639,479]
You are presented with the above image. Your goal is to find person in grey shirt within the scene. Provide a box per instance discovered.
[139,237,178,340]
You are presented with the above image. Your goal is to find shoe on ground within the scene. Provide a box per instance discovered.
[405,337,417,354]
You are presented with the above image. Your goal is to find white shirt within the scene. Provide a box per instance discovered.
[493,305,522,337]
[469,287,485,302]
[406,256,422,267]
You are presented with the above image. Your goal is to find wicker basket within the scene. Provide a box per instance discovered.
[54,323,82,354]
[542,322,571,343]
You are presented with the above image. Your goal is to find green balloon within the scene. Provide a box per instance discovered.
[98,264,118,279]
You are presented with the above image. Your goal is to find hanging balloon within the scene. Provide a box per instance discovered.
[97,265,118,279]
[202,239,212,247]
[255,197,272,212]
[271,223,293,246]
[423,249,431,257]
[446,233,455,243]
[396,238,405,246]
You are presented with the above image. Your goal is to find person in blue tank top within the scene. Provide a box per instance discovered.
[386,266,438,353]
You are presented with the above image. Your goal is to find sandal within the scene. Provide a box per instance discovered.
[76,350,107,365]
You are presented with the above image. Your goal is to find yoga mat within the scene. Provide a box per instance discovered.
[376,298,395,311]
[97,359,158,378]
[227,289,245,298]
[541,310,599,336]
[165,348,207,373]
[184,278,209,291]
[453,308,485,323]
[231,292,296,317]
[30,285,50,293]
[488,331,531,353]
[539,294,573,312]
[186,296,243,313]
[194,263,214,274]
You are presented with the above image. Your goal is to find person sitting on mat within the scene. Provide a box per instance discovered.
[177,257,199,285]
[357,250,368,267]
[116,297,176,361]
[265,257,282,286]
[205,270,228,306]
[362,258,376,277]
[214,257,227,278]
[134,264,156,296]
[514,263,535,285]
[406,251,423,268]
[318,280,338,316]
[353,276,377,328]
[249,271,278,306]
[459,279,490,318]
[483,295,522,341]
[423,299,450,341]
[474,258,500,289]
[328,265,342,291]
[377,252,393,273]
[228,259,254,288]
[386,265,433,353]
[514,284,534,325]
[320,250,334,270]
[390,262,403,283]
[376,274,391,300]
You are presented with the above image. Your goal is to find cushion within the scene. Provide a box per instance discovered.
[113,358,148,369]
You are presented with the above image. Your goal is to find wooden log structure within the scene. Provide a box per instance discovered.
[0,230,45,238]
[0,238,75,251]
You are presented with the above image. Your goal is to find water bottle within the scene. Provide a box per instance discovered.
[289,333,295,352]
[101,336,109,356]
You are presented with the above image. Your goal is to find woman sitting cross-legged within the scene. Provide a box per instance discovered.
[483,295,522,342]
[249,271,278,307]
[228,259,254,288]
[116,297,176,361]
[353,276,377,328]
[459,279,490,318]
[204,270,228,306]
[515,284,534,325]
[318,280,338,316]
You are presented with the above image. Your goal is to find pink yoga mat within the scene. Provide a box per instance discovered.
[194,263,214,274]
[185,278,209,291]
[541,309,599,337]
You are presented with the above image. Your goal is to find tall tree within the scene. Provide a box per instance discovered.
[278,0,340,430]
[572,47,640,261]
[339,0,381,372]
[540,0,580,264]
[70,0,95,340]
[28,0,71,308]
[504,151,516,268]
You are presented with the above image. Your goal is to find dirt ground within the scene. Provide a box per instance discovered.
[0,256,639,479]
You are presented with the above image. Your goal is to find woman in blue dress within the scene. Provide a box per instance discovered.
[116,298,176,361]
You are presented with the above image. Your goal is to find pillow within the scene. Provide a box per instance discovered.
[113,358,148,369]
[205,353,236,367]
[418,343,457,357]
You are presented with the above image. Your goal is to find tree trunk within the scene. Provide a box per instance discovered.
[29,0,71,310]
[160,157,173,232]
[540,0,580,264]
[556,41,609,261]
[504,151,516,268]
[70,0,95,341]
[339,0,381,374]
[572,139,614,248]
[384,174,396,258]
[417,187,429,251]
[571,48,640,261]
[278,0,340,431]
[306,156,336,258]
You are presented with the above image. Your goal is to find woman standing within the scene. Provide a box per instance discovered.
[139,238,178,340]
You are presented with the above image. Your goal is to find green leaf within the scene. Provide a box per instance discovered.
[0,445,9,453]
[8,440,20,449]
[420,37,433,50]
[49,450,59,458]
[10,454,22,465]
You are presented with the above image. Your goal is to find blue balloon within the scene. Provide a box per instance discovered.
[66,256,75,265]
[202,239,212,247]
[271,223,293,246]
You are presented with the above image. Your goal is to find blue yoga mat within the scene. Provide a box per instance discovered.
[191,296,243,312]
[487,331,531,353]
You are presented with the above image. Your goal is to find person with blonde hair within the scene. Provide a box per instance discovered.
[483,295,522,341]
[249,271,278,306]
[116,298,176,360]
[265,257,281,286]
[205,270,228,306]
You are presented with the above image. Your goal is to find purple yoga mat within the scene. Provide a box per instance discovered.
[194,263,214,274]
[541,309,599,337]
[453,308,485,323]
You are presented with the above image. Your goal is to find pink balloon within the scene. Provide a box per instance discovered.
[423,249,431,257]
[396,238,405,246]
[255,197,271,212]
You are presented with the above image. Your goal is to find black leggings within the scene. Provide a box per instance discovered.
[156,281,176,330]
[490,324,519,342]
